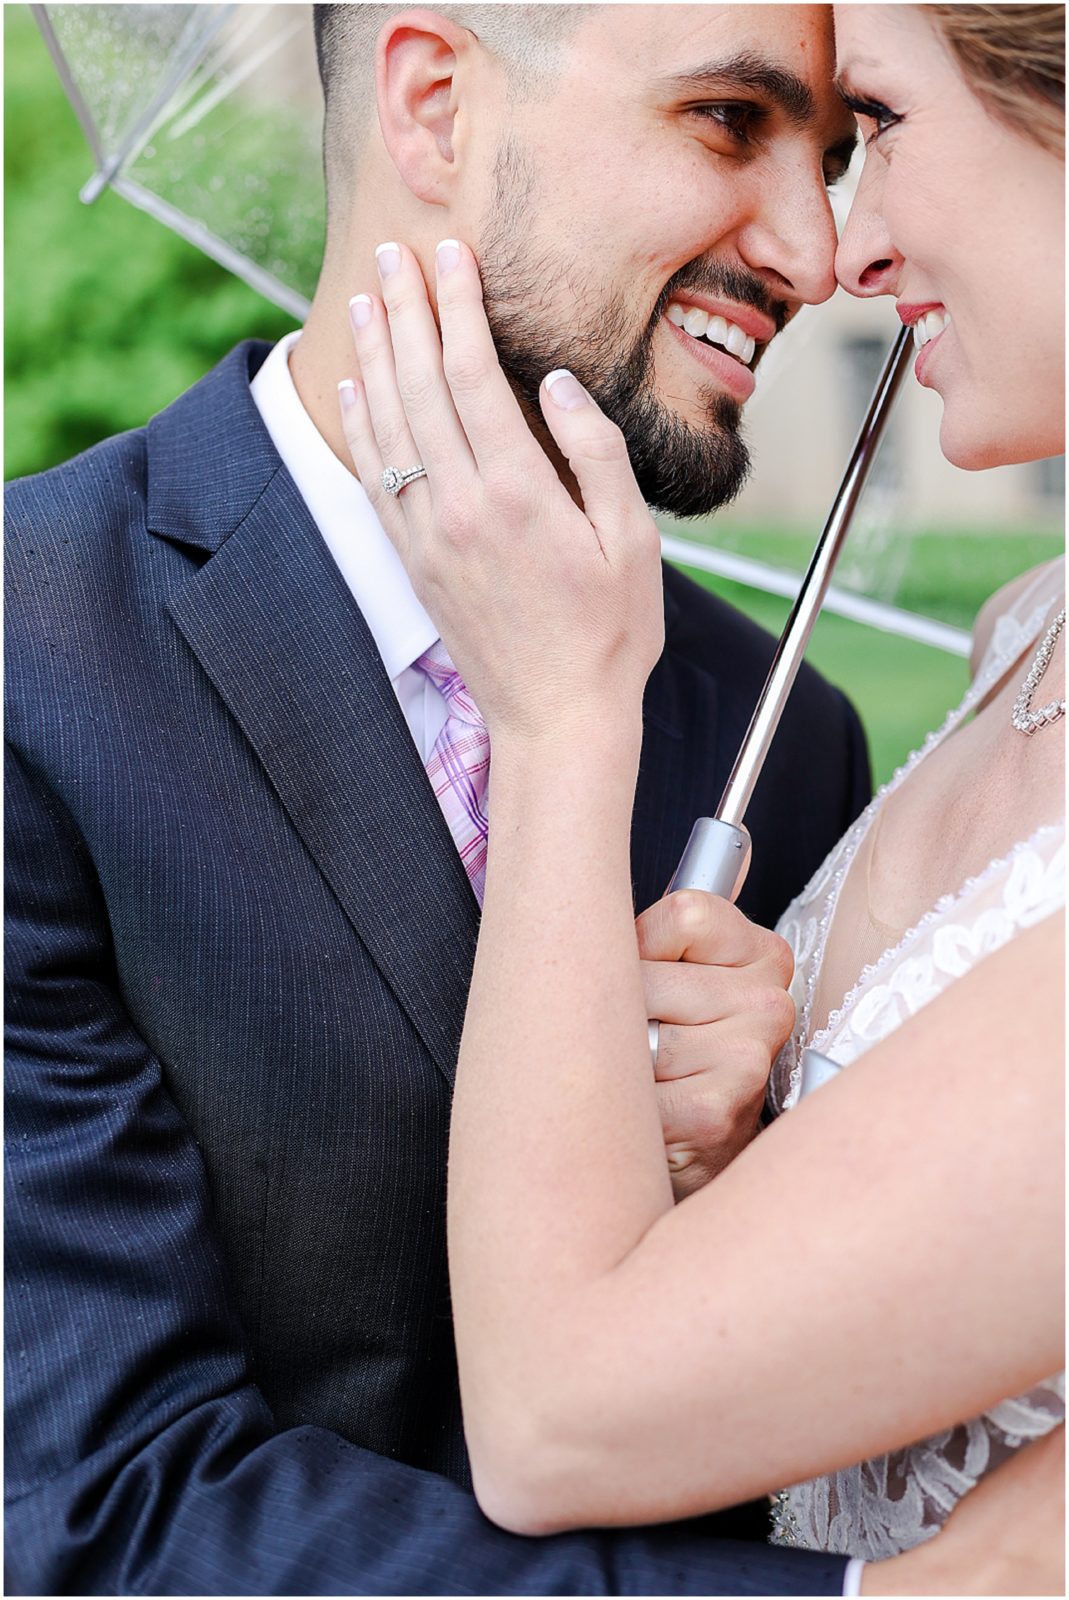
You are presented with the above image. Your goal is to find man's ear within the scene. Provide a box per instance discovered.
[375,9,475,204]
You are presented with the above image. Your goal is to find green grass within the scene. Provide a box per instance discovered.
[674,565,970,788]
[661,522,1061,784]
[665,520,1062,630]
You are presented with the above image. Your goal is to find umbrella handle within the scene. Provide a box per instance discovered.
[666,816,752,900]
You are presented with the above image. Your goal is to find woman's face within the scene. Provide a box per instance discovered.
[834,5,1064,470]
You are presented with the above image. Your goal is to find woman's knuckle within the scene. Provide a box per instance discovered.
[776,989,797,1036]
[377,417,410,460]
[669,888,712,941]
[695,1086,744,1147]
[675,1087,715,1145]
[577,422,628,466]
[756,986,795,1042]
[732,1036,771,1088]
[444,348,488,395]
[356,339,385,372]
[386,287,421,320]
[436,502,471,548]
[483,468,532,520]
[767,932,796,985]
[752,980,784,1018]
[397,368,437,413]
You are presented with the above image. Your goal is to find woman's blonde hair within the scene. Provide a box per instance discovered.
[928,5,1064,155]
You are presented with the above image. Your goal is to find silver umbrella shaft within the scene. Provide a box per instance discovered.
[668,325,914,900]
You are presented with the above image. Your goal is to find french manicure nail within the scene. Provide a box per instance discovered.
[375,242,401,278]
[544,369,590,411]
[338,379,358,411]
[349,294,373,330]
[436,239,461,275]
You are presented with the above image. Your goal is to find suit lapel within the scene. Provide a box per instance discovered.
[151,343,478,1088]
[146,344,723,1076]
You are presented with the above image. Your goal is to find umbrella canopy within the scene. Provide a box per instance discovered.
[33,2,324,317]
[34,2,1061,671]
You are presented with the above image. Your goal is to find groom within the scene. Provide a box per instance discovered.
[6,6,880,1594]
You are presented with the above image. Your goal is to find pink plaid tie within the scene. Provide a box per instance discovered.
[415,641,490,905]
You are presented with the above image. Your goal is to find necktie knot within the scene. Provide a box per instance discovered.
[415,641,483,727]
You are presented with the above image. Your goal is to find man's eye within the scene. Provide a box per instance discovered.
[823,133,859,190]
[693,103,759,145]
[837,90,902,144]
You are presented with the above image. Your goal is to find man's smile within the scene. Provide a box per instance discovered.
[660,304,760,401]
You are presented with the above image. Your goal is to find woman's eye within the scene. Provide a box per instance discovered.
[693,103,759,146]
[838,90,902,144]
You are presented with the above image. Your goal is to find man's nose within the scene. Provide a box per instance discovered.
[834,161,903,298]
[734,169,840,308]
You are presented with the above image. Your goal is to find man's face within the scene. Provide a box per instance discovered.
[475,5,856,517]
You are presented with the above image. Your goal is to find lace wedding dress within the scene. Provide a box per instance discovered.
[767,561,1065,1561]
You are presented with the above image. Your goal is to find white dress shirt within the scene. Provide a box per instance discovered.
[251,334,867,1599]
[843,1557,865,1595]
[250,330,447,760]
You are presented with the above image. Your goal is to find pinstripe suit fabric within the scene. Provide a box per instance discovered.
[5,341,869,1594]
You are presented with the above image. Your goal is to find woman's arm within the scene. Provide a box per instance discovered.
[454,716,1063,1532]
[340,239,1064,1535]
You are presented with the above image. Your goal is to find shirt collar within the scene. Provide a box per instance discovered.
[250,330,439,683]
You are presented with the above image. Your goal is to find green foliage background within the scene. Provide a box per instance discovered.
[5,5,1061,786]
[4,5,298,480]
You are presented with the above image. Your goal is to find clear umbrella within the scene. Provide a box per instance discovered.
[33,2,325,318]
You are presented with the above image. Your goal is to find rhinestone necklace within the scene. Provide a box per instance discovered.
[1011,607,1066,735]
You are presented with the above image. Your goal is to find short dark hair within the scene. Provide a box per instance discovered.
[313,4,592,221]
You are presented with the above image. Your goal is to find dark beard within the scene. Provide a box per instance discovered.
[477,142,782,519]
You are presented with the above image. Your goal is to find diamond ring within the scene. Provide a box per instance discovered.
[381,464,428,497]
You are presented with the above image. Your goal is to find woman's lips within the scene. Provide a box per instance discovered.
[662,315,756,403]
[896,301,945,327]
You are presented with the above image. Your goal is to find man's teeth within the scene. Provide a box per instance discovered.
[666,301,756,366]
[913,309,951,350]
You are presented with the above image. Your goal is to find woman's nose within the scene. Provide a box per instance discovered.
[835,165,903,298]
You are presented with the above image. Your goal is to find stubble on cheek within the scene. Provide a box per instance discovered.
[476,138,751,515]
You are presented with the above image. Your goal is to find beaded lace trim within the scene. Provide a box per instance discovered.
[808,822,1064,1061]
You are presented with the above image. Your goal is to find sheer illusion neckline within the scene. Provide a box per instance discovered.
[798,570,1065,1058]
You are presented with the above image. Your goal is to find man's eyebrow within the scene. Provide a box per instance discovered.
[657,52,816,125]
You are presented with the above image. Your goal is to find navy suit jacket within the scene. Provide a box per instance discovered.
[5,341,869,1595]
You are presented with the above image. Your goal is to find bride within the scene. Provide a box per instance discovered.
[338,1,1064,1575]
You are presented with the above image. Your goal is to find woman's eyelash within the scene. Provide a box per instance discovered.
[838,90,902,140]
